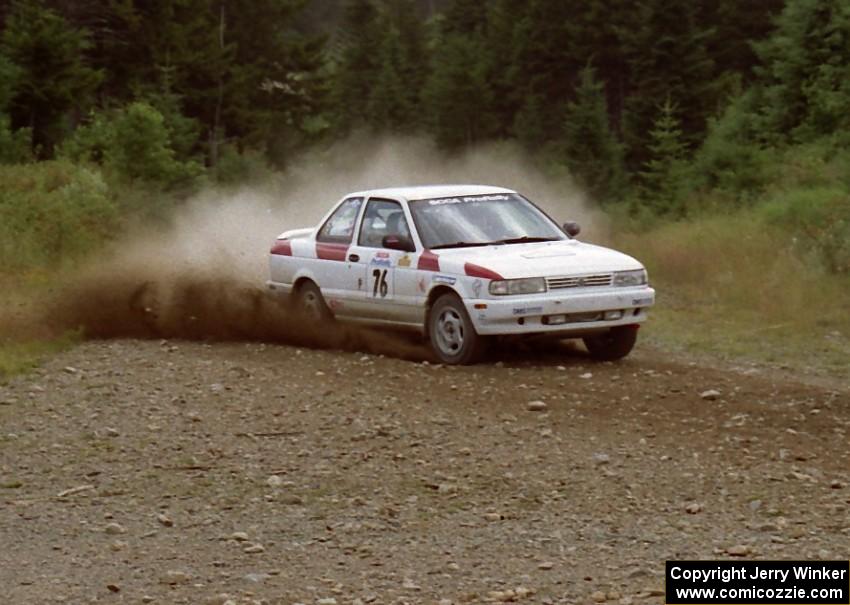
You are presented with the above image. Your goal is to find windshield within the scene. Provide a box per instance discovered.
[408,193,566,249]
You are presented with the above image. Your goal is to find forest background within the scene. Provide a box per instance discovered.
[0,0,848,377]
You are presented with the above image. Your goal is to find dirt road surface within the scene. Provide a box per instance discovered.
[1,339,848,605]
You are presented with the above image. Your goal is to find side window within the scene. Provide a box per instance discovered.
[358,199,412,248]
[316,197,363,243]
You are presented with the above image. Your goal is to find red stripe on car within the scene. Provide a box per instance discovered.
[464,262,503,280]
[270,239,292,256]
[418,250,440,271]
[316,242,349,261]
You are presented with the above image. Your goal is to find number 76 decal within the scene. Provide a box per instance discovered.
[372,269,389,297]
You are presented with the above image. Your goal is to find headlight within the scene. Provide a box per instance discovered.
[613,269,648,287]
[489,277,547,296]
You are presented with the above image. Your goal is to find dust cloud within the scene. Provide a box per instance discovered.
[20,136,602,355]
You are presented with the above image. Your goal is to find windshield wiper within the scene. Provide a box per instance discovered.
[430,236,559,249]
[491,236,560,245]
[430,241,493,250]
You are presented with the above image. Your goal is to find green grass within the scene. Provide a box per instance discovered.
[612,203,850,379]
[0,333,80,383]
[641,302,850,379]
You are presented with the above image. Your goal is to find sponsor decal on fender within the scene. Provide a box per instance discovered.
[398,254,412,268]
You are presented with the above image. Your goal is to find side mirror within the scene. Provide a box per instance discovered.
[382,234,415,252]
[563,221,581,237]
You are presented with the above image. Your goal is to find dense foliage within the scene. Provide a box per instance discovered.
[0,160,117,270]
[0,0,848,274]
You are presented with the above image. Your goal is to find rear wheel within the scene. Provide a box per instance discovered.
[427,293,487,364]
[583,325,638,361]
[294,281,332,323]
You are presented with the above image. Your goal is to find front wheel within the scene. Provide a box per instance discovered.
[427,293,487,364]
[583,325,638,361]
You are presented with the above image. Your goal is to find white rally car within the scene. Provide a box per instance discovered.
[268,185,655,364]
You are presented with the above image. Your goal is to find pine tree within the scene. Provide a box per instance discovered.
[562,65,626,203]
[1,0,101,157]
[512,93,546,150]
[368,28,416,131]
[388,0,428,114]
[480,0,527,136]
[0,52,20,112]
[0,52,30,163]
[423,33,493,148]
[620,0,718,169]
[332,0,382,132]
[88,0,325,165]
[508,0,579,142]
[441,0,487,35]
[366,0,427,132]
[702,0,784,83]
[640,99,688,214]
[219,0,326,160]
[752,0,850,144]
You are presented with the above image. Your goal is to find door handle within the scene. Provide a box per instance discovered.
[348,253,360,262]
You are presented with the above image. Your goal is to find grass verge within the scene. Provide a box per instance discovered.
[0,332,81,383]
[612,207,850,380]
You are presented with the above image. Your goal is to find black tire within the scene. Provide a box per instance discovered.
[583,325,638,361]
[427,293,487,365]
[294,281,332,323]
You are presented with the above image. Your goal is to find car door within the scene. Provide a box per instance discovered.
[312,196,365,314]
[347,197,418,322]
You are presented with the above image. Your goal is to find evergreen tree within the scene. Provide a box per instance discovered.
[365,0,428,132]
[423,33,493,148]
[0,53,30,162]
[752,0,850,144]
[89,0,325,165]
[509,0,580,142]
[480,0,527,136]
[702,0,784,83]
[441,0,486,35]
[1,0,101,157]
[220,0,326,161]
[562,65,626,202]
[512,93,546,149]
[0,53,20,111]
[368,28,416,131]
[640,99,688,214]
[620,0,717,168]
[332,0,382,132]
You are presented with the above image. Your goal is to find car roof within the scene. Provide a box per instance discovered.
[347,184,516,201]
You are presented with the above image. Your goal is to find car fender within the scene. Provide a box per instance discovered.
[291,266,322,291]
[424,273,480,302]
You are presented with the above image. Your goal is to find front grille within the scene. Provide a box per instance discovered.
[546,273,613,290]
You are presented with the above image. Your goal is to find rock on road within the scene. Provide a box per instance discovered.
[1,340,848,604]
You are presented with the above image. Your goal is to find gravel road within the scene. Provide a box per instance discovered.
[1,339,848,605]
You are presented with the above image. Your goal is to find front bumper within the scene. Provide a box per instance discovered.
[466,286,655,336]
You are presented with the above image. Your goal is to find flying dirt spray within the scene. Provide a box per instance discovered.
[22,137,602,357]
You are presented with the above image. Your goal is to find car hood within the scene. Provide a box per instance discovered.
[436,240,644,279]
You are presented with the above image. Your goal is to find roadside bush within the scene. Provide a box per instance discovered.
[0,114,31,164]
[690,94,777,198]
[214,145,277,185]
[60,102,201,188]
[0,161,118,271]
[759,186,850,275]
